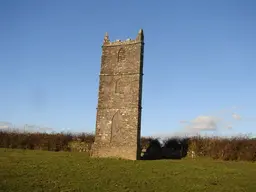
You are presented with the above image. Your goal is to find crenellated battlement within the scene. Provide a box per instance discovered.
[103,29,144,47]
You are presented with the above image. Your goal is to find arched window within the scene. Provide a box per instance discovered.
[110,110,122,143]
[117,48,125,62]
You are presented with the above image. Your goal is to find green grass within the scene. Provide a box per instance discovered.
[0,149,255,192]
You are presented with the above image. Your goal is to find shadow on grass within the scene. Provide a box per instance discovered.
[141,138,189,160]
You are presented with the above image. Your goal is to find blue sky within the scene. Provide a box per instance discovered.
[0,0,255,137]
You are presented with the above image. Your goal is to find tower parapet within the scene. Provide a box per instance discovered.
[103,29,144,47]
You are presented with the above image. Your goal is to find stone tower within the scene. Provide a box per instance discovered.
[91,29,144,160]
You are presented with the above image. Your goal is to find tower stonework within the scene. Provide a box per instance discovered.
[91,29,144,160]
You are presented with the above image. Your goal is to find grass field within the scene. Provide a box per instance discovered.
[0,148,255,192]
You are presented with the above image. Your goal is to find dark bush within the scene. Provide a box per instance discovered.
[142,139,162,160]
[140,137,153,149]
[162,138,188,159]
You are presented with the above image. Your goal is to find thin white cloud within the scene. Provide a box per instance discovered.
[232,113,241,120]
[0,122,53,133]
[24,124,53,132]
[179,120,189,124]
[0,121,13,129]
[154,106,253,138]
[227,124,233,129]
[0,125,9,129]
[185,116,219,131]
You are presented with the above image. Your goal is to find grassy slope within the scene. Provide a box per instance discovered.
[0,149,255,192]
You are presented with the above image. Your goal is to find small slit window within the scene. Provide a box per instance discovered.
[118,48,125,62]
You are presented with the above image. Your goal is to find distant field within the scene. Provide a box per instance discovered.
[0,149,255,192]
